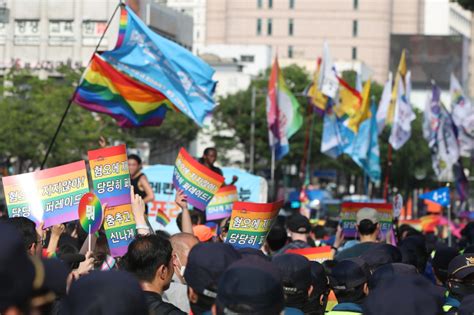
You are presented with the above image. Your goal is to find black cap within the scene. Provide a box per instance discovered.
[272,254,312,295]
[310,261,329,296]
[238,247,270,261]
[363,274,444,315]
[432,246,458,280]
[184,243,241,298]
[368,263,417,290]
[330,257,370,290]
[448,254,474,280]
[361,244,402,271]
[62,271,148,315]
[287,215,311,234]
[216,258,285,315]
[0,223,35,311]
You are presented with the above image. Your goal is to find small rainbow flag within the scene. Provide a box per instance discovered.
[286,246,334,263]
[205,222,218,236]
[156,210,170,227]
[74,54,173,127]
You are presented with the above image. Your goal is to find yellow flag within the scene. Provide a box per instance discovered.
[307,63,328,112]
[334,77,361,118]
[386,49,406,124]
[347,79,371,133]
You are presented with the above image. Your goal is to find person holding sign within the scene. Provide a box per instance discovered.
[198,147,238,186]
[128,154,155,213]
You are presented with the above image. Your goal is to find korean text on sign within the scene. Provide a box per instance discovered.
[340,202,393,238]
[88,144,131,207]
[172,147,224,210]
[206,185,238,221]
[2,161,89,227]
[225,200,283,249]
[103,204,136,257]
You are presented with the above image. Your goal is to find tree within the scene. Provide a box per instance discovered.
[212,65,434,198]
[0,66,126,172]
[454,0,474,11]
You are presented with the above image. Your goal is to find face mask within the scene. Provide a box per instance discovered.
[175,254,186,282]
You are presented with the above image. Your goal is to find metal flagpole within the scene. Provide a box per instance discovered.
[40,3,123,169]
[446,182,452,247]
[250,86,256,173]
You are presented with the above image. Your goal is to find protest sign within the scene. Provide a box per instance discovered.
[78,192,103,234]
[2,161,89,227]
[286,246,334,263]
[144,165,268,234]
[225,200,283,249]
[103,203,136,257]
[172,148,224,210]
[206,185,238,221]
[340,202,393,238]
[88,144,131,207]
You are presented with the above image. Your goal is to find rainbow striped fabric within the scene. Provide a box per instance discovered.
[155,209,170,227]
[74,54,172,127]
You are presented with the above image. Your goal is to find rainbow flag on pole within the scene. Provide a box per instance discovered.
[266,57,303,160]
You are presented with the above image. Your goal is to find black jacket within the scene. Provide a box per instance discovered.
[144,291,187,315]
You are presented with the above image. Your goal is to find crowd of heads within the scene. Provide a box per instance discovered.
[4,200,474,315]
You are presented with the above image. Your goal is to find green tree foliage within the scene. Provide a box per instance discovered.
[0,66,126,172]
[455,0,474,11]
[212,65,434,197]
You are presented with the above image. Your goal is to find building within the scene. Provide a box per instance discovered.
[0,0,192,76]
[204,0,427,83]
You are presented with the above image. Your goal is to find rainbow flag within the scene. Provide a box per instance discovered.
[172,148,224,210]
[155,209,170,227]
[74,54,172,127]
[286,246,333,263]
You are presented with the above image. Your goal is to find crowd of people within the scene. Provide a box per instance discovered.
[1,149,474,315]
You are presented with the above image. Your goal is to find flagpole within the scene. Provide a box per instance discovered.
[446,182,452,247]
[383,139,393,201]
[40,3,123,169]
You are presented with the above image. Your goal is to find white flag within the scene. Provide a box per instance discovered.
[376,72,392,134]
[389,76,416,150]
[318,42,339,99]
[450,74,474,157]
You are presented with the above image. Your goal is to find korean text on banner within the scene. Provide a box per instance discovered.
[206,185,238,221]
[172,148,224,210]
[225,200,283,249]
[341,202,393,238]
[2,161,89,228]
[103,204,136,257]
[88,144,131,207]
[286,246,334,263]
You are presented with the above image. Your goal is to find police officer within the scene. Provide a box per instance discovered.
[326,258,370,315]
[444,254,474,313]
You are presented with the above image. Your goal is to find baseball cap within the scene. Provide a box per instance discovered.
[361,244,402,271]
[272,254,311,295]
[238,247,270,261]
[368,263,417,290]
[62,271,148,315]
[448,254,474,280]
[330,257,370,290]
[216,258,285,315]
[193,225,214,242]
[184,243,241,298]
[287,215,311,234]
[432,246,458,281]
[363,274,444,315]
[356,207,378,224]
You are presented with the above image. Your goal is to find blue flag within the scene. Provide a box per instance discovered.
[101,6,217,126]
[321,100,353,158]
[419,187,450,207]
[344,103,381,184]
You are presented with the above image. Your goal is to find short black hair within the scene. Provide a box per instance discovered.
[399,237,428,273]
[7,217,37,251]
[123,234,172,282]
[312,225,327,239]
[203,147,217,156]
[128,154,142,165]
[176,211,201,231]
[266,223,288,252]
[357,219,378,236]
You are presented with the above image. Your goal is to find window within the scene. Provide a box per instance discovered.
[14,20,40,45]
[288,45,293,58]
[352,20,358,37]
[82,20,108,46]
[257,0,262,8]
[267,18,272,35]
[241,55,255,62]
[49,20,74,45]
[353,0,358,10]
[268,0,273,9]
[288,18,294,36]
[352,47,357,60]
[257,18,262,35]
[289,0,295,9]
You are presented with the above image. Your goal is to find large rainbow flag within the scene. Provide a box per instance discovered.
[75,5,216,127]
